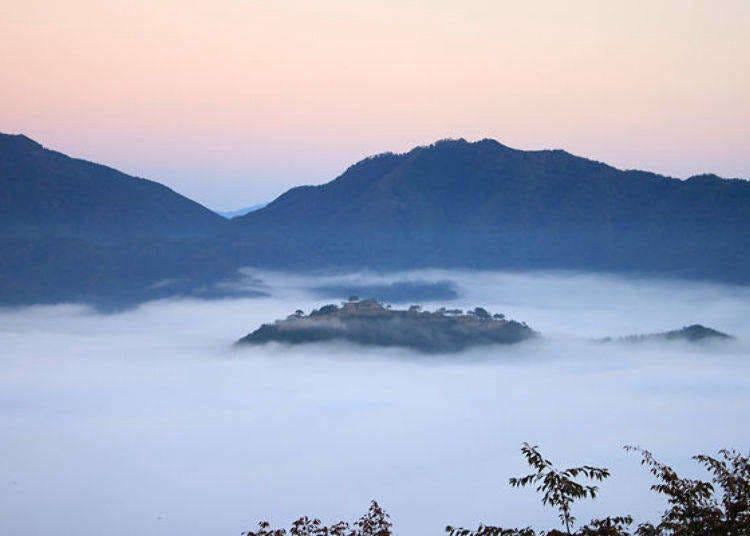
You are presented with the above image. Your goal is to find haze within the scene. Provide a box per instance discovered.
[2,1,749,208]
[2,270,748,535]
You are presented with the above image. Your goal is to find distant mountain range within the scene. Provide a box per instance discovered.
[1,134,748,306]
[217,204,267,219]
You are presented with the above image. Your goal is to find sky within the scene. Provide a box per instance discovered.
[2,0,749,210]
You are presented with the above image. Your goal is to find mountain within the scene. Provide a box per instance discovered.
[601,324,733,343]
[218,203,267,219]
[230,138,750,283]
[0,133,225,237]
[0,133,235,307]
[236,298,535,353]
[2,134,749,307]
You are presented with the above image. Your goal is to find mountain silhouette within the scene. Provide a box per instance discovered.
[2,134,749,306]
[0,133,224,237]
[0,133,234,306]
[230,138,750,282]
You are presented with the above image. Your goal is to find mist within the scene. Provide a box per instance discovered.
[1,270,749,536]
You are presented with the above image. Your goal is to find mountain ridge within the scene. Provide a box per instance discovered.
[228,138,749,283]
[0,133,230,306]
[2,133,749,306]
[0,132,225,238]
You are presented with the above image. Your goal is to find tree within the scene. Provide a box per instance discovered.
[509,443,610,534]
[242,501,391,536]
[446,444,620,536]
[446,526,535,536]
[352,500,392,536]
[474,307,491,319]
[694,449,750,534]
[245,446,750,536]
[625,446,750,536]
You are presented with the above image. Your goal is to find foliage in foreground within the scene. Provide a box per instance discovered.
[244,445,750,536]
[243,500,392,536]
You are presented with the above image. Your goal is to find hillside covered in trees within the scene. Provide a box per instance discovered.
[3,134,750,306]
[231,139,750,283]
[237,298,535,353]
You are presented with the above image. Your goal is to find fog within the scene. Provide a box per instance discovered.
[1,270,749,536]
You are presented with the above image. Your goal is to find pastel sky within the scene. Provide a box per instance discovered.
[2,0,748,210]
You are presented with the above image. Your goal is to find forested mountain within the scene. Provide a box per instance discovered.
[0,134,232,306]
[0,133,225,237]
[2,134,748,306]
[230,138,750,282]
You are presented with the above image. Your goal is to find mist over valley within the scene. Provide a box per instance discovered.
[2,270,748,535]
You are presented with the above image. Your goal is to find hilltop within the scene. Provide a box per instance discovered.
[0,133,232,306]
[0,133,224,237]
[237,298,536,353]
[230,138,750,283]
[601,324,733,344]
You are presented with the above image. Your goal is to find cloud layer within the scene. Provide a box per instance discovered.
[1,270,749,535]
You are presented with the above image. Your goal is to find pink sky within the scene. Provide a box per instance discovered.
[2,0,748,210]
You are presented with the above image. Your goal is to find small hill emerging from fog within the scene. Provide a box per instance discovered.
[601,324,733,344]
[231,138,750,284]
[237,298,536,353]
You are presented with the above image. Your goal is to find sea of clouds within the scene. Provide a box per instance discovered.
[1,270,749,536]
